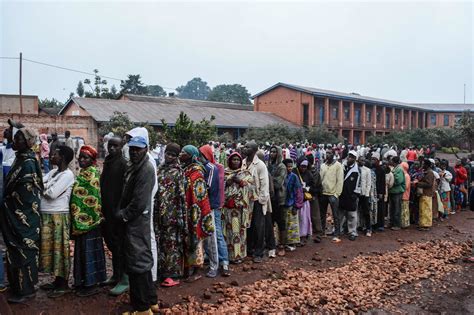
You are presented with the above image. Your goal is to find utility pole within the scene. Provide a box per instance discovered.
[19,52,23,114]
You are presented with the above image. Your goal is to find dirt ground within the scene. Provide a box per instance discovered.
[2,208,472,314]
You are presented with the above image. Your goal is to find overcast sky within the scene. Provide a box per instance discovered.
[1,0,473,104]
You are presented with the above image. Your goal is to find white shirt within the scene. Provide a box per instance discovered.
[439,170,452,192]
[40,169,75,214]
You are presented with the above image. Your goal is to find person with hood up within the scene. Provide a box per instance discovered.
[179,145,214,281]
[199,144,230,277]
[339,150,360,241]
[100,136,129,296]
[267,145,287,256]
[116,136,158,314]
[126,127,159,282]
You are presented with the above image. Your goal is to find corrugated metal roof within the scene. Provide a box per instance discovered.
[252,83,474,112]
[68,98,297,128]
[122,94,254,111]
[410,103,474,112]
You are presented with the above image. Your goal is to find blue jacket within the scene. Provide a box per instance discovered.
[203,162,221,210]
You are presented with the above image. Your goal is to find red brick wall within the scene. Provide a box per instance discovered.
[254,86,311,125]
[0,113,98,148]
[62,102,91,117]
[0,95,38,114]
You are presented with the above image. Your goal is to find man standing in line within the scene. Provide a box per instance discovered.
[242,141,270,263]
[388,156,406,230]
[116,136,158,314]
[371,152,386,231]
[100,136,128,296]
[339,150,360,241]
[319,149,344,243]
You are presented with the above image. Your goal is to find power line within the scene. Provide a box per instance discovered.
[0,56,19,60]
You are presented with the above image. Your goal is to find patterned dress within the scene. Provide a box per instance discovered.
[70,166,107,287]
[0,150,43,296]
[182,163,214,268]
[284,172,303,245]
[155,162,187,279]
[222,168,255,261]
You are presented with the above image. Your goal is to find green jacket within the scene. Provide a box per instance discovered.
[389,164,406,194]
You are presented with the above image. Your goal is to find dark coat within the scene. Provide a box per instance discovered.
[117,155,155,274]
[339,164,360,211]
[374,165,386,197]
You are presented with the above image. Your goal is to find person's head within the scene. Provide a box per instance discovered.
[455,159,462,167]
[164,143,181,165]
[440,160,448,170]
[228,152,242,170]
[297,158,309,174]
[243,141,258,159]
[51,133,58,141]
[391,156,400,166]
[179,145,200,165]
[128,136,148,164]
[413,160,421,169]
[270,146,278,162]
[13,128,37,152]
[282,158,294,173]
[306,153,314,166]
[51,145,74,168]
[3,128,12,143]
[326,149,334,163]
[123,134,132,146]
[358,156,366,167]
[423,158,432,170]
[78,145,98,169]
[347,150,358,166]
[65,130,71,139]
[40,133,48,143]
[107,136,123,157]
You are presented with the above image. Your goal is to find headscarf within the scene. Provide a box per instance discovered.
[199,144,215,163]
[227,152,242,170]
[165,142,181,155]
[80,145,98,164]
[182,145,201,163]
[18,128,38,148]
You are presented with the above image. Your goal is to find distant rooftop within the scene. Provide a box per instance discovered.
[252,83,474,112]
[60,97,296,129]
[120,94,254,111]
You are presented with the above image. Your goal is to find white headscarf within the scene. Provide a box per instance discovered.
[126,127,149,147]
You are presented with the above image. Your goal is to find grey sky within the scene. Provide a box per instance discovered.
[1,1,473,104]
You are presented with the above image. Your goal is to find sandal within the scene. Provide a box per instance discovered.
[160,278,180,287]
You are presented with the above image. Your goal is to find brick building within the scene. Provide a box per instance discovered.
[253,83,473,144]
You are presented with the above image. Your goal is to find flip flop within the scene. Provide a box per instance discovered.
[160,278,180,287]
[184,274,202,283]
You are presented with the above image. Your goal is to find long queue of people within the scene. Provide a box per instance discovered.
[0,117,473,314]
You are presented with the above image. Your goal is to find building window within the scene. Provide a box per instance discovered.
[376,112,381,123]
[395,113,399,125]
[430,114,437,126]
[385,113,390,128]
[72,110,80,116]
[320,106,325,124]
[366,111,371,123]
[332,106,338,119]
[443,115,449,126]
[355,109,361,125]
[344,107,350,120]
[303,104,309,126]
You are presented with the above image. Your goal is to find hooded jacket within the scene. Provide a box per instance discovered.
[117,152,155,274]
[389,164,406,194]
[200,144,225,208]
[339,163,360,211]
[268,146,287,206]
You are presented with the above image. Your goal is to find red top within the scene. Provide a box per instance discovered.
[406,150,417,161]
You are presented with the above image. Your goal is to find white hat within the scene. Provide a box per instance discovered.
[348,150,358,158]
[371,152,381,160]
[127,127,149,146]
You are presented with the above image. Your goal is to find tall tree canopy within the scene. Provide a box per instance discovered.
[207,84,252,104]
[147,85,167,97]
[120,74,148,95]
[176,77,211,100]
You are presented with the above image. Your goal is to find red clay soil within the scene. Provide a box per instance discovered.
[3,210,473,315]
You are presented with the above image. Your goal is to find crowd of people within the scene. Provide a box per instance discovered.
[0,119,473,315]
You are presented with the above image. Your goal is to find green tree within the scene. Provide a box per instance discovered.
[455,110,474,150]
[76,81,85,97]
[207,84,252,104]
[39,98,63,109]
[306,125,342,145]
[147,85,166,97]
[161,111,217,147]
[84,69,110,98]
[98,111,134,139]
[120,74,148,95]
[176,77,211,100]
[241,124,304,145]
